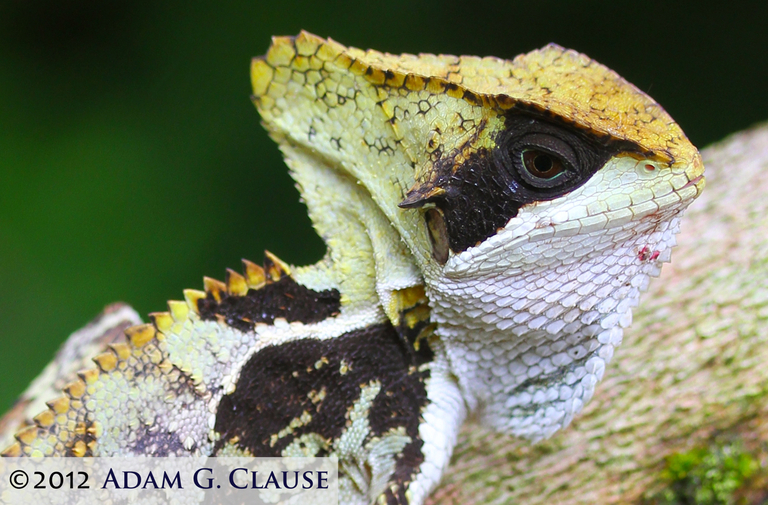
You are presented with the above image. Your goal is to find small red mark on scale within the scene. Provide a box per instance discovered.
[638,246,660,262]
[644,164,655,171]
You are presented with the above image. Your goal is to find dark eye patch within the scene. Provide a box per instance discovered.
[401,112,638,256]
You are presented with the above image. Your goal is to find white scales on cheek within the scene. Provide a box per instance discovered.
[431,156,696,440]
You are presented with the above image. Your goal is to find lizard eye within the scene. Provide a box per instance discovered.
[514,133,578,189]
[522,150,565,179]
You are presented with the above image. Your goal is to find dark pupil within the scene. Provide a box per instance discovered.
[523,150,565,179]
[534,154,552,172]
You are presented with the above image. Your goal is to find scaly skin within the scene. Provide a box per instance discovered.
[1,32,704,505]
[250,31,702,444]
[428,123,768,504]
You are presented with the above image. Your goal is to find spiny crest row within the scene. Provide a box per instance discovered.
[1,251,292,457]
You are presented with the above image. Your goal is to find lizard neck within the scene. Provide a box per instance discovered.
[427,211,685,441]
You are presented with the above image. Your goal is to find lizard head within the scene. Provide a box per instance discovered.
[251,32,704,439]
[388,43,704,438]
[393,43,703,267]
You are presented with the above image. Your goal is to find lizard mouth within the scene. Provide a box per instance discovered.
[681,174,705,189]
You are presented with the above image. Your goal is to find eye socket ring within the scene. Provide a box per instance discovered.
[512,133,580,189]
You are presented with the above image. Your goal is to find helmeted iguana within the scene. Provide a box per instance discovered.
[0,31,704,505]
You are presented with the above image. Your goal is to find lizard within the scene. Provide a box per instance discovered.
[0,31,704,505]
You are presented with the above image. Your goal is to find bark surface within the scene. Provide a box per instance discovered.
[428,123,768,504]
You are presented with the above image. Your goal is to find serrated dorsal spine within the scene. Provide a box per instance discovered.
[184,289,206,314]
[64,379,86,399]
[1,442,22,457]
[264,250,291,282]
[203,277,226,302]
[33,410,55,428]
[167,300,189,322]
[226,268,248,295]
[93,351,118,372]
[150,311,174,333]
[124,323,156,348]
[242,259,266,288]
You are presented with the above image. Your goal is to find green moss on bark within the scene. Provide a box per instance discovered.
[645,443,759,505]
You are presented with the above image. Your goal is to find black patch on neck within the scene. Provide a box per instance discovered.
[213,322,430,497]
[396,304,434,367]
[197,277,340,332]
[420,113,639,253]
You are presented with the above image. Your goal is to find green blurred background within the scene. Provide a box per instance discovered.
[1,1,767,414]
